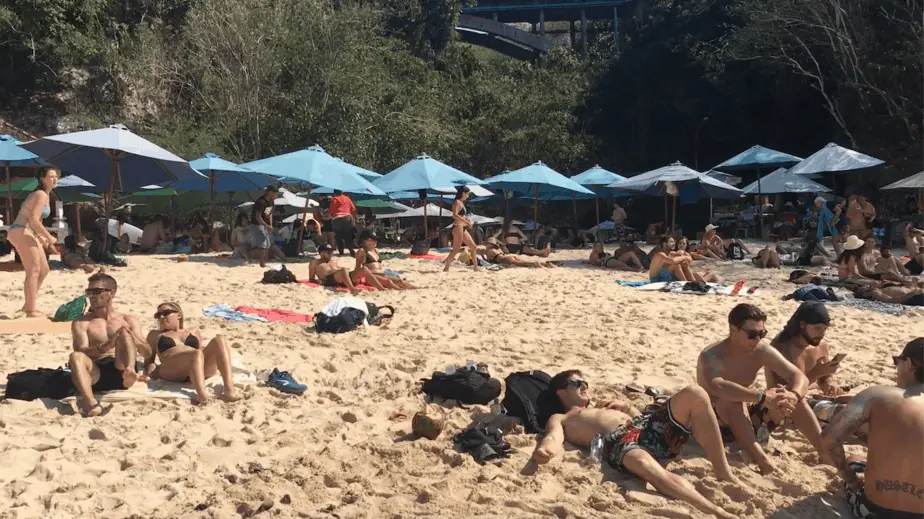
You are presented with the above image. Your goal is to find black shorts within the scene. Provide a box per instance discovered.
[904,293,924,307]
[845,462,923,519]
[321,221,333,233]
[905,258,923,276]
[92,357,128,392]
[322,272,340,287]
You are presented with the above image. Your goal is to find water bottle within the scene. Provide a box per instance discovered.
[589,433,604,464]
[445,365,456,374]
[465,360,476,371]
[756,424,770,445]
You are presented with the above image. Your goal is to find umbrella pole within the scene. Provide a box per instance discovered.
[296,187,313,256]
[572,194,577,225]
[4,163,11,225]
[439,202,443,233]
[533,184,539,246]
[420,191,428,242]
[664,196,668,230]
[671,194,677,236]
[208,172,215,226]
[228,192,234,243]
[102,159,117,253]
[757,167,764,241]
[75,203,82,240]
[593,186,600,241]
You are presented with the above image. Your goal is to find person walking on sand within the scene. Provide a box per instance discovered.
[7,165,59,318]
[250,185,278,267]
[821,337,924,519]
[68,273,154,417]
[145,302,239,405]
[443,186,478,272]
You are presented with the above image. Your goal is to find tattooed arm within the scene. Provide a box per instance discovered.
[820,385,889,486]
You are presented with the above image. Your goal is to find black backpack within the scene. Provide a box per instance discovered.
[501,371,552,433]
[421,370,501,405]
[726,243,745,260]
[314,307,366,333]
[4,368,75,401]
[262,265,297,284]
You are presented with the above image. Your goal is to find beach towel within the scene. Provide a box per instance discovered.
[297,280,376,292]
[202,304,268,322]
[615,280,648,287]
[636,281,760,296]
[233,306,313,323]
[410,254,444,261]
[827,299,910,316]
[379,252,406,260]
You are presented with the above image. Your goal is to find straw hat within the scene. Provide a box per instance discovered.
[844,235,865,251]
[704,224,718,233]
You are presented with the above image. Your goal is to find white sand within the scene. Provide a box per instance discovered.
[0,250,922,518]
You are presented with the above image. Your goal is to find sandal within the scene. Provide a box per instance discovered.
[82,402,104,418]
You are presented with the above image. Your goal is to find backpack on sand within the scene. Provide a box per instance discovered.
[4,368,75,401]
[421,369,501,405]
[501,371,552,433]
[262,265,297,284]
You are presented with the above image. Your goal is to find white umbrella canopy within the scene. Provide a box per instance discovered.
[375,203,445,219]
[881,171,924,190]
[608,162,742,199]
[789,142,884,175]
[237,187,318,209]
[741,168,832,194]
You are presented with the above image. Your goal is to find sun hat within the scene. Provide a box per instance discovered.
[705,224,718,232]
[844,235,865,251]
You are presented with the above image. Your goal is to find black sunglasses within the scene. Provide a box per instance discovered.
[85,287,111,296]
[741,328,768,340]
[565,379,588,390]
[893,355,908,366]
[154,309,178,319]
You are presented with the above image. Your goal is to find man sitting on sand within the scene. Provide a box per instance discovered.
[821,337,924,519]
[521,370,741,519]
[61,235,107,274]
[139,215,172,254]
[308,243,361,294]
[904,224,924,275]
[69,273,154,417]
[697,303,810,475]
[768,302,842,397]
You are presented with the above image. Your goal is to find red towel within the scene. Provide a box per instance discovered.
[297,280,376,292]
[234,306,313,323]
[409,254,444,261]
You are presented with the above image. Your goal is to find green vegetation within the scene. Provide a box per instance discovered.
[0,0,920,177]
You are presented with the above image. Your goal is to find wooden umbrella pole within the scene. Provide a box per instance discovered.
[671,194,677,236]
[75,203,82,240]
[533,183,539,246]
[228,192,234,239]
[4,163,11,224]
[102,157,117,253]
[756,167,764,240]
[296,186,313,256]
[594,186,600,240]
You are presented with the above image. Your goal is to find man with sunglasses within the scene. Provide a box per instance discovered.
[697,303,809,476]
[821,338,923,519]
[68,273,154,417]
[522,370,741,519]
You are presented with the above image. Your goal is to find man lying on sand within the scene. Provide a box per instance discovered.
[521,370,741,519]
[821,337,924,519]
[697,303,810,475]
[854,285,924,307]
[484,238,557,268]
[69,273,154,417]
[308,243,361,294]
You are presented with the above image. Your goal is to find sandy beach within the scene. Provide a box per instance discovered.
[1,249,922,518]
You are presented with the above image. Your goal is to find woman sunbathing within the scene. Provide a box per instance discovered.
[836,235,881,287]
[588,243,641,271]
[352,229,416,290]
[854,285,923,306]
[484,238,557,268]
[145,302,239,404]
[61,235,107,274]
[493,217,550,257]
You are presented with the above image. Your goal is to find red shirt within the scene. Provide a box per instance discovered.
[329,194,357,218]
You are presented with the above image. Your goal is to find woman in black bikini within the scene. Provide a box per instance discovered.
[352,229,417,290]
[443,186,479,272]
[145,302,239,404]
[485,238,557,268]
[588,242,632,270]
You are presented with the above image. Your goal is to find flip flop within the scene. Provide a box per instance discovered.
[731,280,747,295]
[81,402,104,418]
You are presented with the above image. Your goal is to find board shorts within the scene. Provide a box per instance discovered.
[249,224,271,250]
[650,267,676,283]
[602,398,692,475]
[91,357,129,392]
[714,399,779,444]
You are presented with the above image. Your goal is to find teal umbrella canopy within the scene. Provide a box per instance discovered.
[372,154,483,194]
[788,142,884,175]
[483,161,593,197]
[713,145,802,172]
[242,145,385,196]
[741,168,831,194]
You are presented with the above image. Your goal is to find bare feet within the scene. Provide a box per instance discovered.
[192,394,211,405]
[350,288,361,296]
[122,370,140,388]
[757,460,776,475]
[221,389,242,402]
[81,401,104,418]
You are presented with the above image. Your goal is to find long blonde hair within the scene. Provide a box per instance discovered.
[158,301,185,329]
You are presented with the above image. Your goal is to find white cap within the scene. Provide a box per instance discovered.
[814,197,825,204]
[705,224,718,232]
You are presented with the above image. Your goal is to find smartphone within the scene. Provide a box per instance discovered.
[831,353,847,364]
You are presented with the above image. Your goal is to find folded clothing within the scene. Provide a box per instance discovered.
[454,424,512,464]
[234,306,313,323]
[298,280,376,292]
[202,304,268,322]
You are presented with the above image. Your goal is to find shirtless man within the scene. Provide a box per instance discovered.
[697,303,809,475]
[904,224,924,276]
[522,370,741,519]
[69,273,154,417]
[649,236,698,282]
[846,194,876,239]
[308,243,361,295]
[139,215,171,253]
[820,337,924,519]
[854,285,924,307]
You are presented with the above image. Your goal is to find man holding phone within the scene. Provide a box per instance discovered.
[765,301,840,466]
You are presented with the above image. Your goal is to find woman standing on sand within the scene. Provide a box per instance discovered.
[145,302,239,404]
[443,186,479,272]
[7,165,59,317]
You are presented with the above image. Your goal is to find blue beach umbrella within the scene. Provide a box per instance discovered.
[484,162,593,232]
[172,152,277,221]
[741,168,831,195]
[242,145,385,197]
[336,158,382,181]
[570,165,628,229]
[714,145,803,232]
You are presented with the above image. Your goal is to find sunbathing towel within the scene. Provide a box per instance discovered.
[410,254,444,261]
[636,281,760,296]
[297,280,376,292]
[615,280,648,287]
[234,306,313,323]
[202,304,268,322]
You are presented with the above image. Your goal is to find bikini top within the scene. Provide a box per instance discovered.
[157,333,200,353]
[364,250,380,265]
[41,205,50,219]
[458,204,467,217]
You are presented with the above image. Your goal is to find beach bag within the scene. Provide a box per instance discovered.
[410,241,430,256]
[364,303,394,326]
[726,243,745,260]
[52,295,87,322]
[262,265,297,284]
[314,307,366,333]
[4,368,75,401]
[421,369,501,405]
[501,371,552,433]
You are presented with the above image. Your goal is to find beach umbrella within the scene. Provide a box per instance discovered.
[355,198,411,214]
[172,153,277,223]
[789,143,884,176]
[608,162,742,232]
[570,165,627,235]
[242,145,384,252]
[741,168,832,195]
[705,170,742,186]
[484,162,593,243]
[20,124,203,248]
[8,176,99,203]
[335,158,382,181]
[881,171,924,190]
[714,145,803,235]
[1,135,47,223]
[373,154,484,239]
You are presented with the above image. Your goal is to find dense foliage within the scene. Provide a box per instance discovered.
[0,0,920,179]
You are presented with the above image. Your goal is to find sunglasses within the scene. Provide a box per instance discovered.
[154,309,178,319]
[565,379,588,391]
[741,328,768,340]
[85,287,111,296]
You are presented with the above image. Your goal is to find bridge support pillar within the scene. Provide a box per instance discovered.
[580,9,588,58]
[492,11,498,21]
[569,21,575,47]
[613,7,620,57]
[539,9,546,37]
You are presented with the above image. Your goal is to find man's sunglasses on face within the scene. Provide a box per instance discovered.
[566,379,588,390]
[740,327,768,340]
[85,287,111,296]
